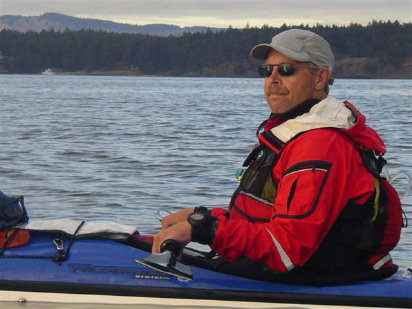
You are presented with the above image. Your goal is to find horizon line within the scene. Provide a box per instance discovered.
[1,12,411,29]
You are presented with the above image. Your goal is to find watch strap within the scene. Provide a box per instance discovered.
[194,206,209,215]
[189,211,217,245]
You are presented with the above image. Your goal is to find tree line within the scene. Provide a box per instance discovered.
[0,20,411,78]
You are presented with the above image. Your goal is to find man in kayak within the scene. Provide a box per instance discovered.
[151,29,403,284]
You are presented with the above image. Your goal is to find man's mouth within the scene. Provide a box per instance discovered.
[268,90,287,98]
[267,87,287,97]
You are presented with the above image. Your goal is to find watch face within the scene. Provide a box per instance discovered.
[189,212,205,224]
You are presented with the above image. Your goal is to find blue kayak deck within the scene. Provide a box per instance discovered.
[0,232,410,308]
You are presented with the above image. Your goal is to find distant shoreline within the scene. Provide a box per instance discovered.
[1,70,411,80]
[1,23,411,78]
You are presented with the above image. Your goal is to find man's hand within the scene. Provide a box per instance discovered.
[161,207,195,230]
[152,220,192,254]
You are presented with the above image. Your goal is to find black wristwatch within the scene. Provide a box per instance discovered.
[193,206,209,215]
[187,208,217,245]
[188,212,207,226]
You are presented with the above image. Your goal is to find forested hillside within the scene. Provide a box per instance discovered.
[0,13,223,36]
[0,21,411,78]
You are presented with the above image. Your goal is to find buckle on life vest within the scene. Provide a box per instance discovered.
[236,144,266,180]
[242,144,265,167]
[362,148,386,177]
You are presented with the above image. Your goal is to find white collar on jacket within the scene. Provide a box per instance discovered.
[269,96,356,143]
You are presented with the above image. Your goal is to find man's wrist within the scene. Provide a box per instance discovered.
[188,210,217,245]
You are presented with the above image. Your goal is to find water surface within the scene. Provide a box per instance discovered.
[0,75,410,267]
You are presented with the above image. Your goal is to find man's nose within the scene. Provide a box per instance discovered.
[267,71,281,84]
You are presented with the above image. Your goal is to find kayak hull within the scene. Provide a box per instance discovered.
[0,232,410,308]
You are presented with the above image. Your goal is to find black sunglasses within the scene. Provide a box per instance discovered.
[258,63,296,78]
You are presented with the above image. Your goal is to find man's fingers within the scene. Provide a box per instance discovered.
[152,221,192,254]
[161,207,195,230]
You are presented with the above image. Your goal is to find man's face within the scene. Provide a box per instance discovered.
[263,50,321,113]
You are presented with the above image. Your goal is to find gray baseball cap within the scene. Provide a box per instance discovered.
[250,29,335,84]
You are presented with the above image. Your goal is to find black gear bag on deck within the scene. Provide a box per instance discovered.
[0,191,29,230]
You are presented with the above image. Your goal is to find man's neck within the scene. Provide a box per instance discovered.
[270,98,322,120]
[258,98,324,134]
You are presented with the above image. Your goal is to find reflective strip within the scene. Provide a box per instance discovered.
[284,168,328,177]
[265,227,294,271]
[373,254,392,270]
[239,191,273,206]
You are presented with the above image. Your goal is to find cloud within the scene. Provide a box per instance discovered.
[2,0,411,27]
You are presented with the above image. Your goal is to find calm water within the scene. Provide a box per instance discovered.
[0,75,411,268]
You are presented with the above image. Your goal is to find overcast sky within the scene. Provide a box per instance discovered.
[1,0,411,27]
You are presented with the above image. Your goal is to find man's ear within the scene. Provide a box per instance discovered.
[314,68,330,90]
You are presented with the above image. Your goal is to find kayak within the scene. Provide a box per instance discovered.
[0,220,411,308]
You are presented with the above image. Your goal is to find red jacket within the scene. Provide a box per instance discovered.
[209,97,401,274]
